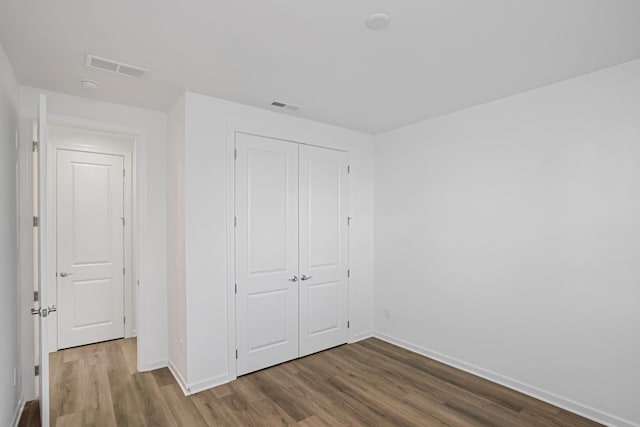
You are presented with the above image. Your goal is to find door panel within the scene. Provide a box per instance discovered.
[236,133,299,376]
[299,145,349,356]
[57,149,125,349]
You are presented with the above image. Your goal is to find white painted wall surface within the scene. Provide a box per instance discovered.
[167,94,187,382]
[374,59,640,427]
[18,87,169,395]
[167,93,374,391]
[0,43,21,427]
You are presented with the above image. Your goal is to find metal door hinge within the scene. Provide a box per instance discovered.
[234,284,237,294]
[234,148,237,160]
[347,217,352,226]
[33,291,39,302]
[33,216,39,227]
[123,267,125,275]
[122,217,125,226]
[124,316,126,324]
[34,365,39,376]
[32,141,38,152]
[347,269,350,278]
[347,165,350,174]
[235,349,238,359]
[347,321,350,329]
[234,217,237,227]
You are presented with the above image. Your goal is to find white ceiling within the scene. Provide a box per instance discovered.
[1,0,639,133]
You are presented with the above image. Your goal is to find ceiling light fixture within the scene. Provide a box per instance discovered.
[81,79,99,89]
[366,13,390,30]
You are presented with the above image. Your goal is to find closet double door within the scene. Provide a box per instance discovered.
[235,132,349,376]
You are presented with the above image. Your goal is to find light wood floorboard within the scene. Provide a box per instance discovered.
[23,337,603,426]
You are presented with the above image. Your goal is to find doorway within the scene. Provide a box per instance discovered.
[46,124,136,351]
[234,132,350,376]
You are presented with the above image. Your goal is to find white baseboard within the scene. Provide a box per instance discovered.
[138,358,168,372]
[350,329,374,343]
[168,360,230,396]
[374,332,638,427]
[168,360,189,395]
[185,374,232,396]
[11,395,25,427]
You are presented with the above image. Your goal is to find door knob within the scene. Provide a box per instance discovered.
[288,275,298,282]
[31,305,57,317]
[301,275,312,281]
[59,272,73,277]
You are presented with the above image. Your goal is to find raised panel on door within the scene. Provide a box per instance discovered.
[57,149,125,349]
[235,133,299,376]
[299,145,349,356]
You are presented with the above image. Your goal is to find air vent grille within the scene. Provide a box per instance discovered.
[85,54,149,79]
[271,101,299,110]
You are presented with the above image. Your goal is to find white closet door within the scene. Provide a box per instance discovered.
[235,133,299,376]
[57,149,125,349]
[298,145,349,356]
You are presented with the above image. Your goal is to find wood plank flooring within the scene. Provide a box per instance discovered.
[34,337,601,426]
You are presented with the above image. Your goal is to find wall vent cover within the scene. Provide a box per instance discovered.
[85,54,149,79]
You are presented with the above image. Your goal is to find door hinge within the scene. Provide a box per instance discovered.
[347,217,352,226]
[234,148,237,160]
[347,321,350,329]
[33,291,39,302]
[34,365,40,376]
[123,169,125,177]
[347,269,350,278]
[123,267,125,275]
[234,216,237,227]
[124,316,126,325]
[121,217,125,226]
[347,165,350,174]
[235,349,238,359]
[32,140,38,152]
[33,216,39,227]
[234,284,237,294]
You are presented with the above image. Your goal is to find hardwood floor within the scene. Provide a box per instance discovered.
[35,337,601,426]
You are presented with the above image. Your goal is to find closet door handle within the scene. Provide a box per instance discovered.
[301,275,312,281]
[288,275,298,282]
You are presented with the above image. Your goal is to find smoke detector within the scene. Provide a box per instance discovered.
[81,79,99,90]
[85,54,149,79]
[366,13,390,30]
[271,101,300,111]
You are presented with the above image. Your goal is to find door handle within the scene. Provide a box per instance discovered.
[31,305,57,317]
[59,272,73,277]
[288,275,298,282]
[301,275,312,281]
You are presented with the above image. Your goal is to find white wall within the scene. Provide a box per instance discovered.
[166,94,187,381]
[374,59,640,427]
[167,92,374,392]
[18,87,169,398]
[0,43,21,427]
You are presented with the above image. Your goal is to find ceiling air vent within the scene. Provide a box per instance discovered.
[85,54,149,79]
[271,101,299,110]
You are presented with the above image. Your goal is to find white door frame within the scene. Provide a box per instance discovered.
[225,123,351,381]
[44,117,138,353]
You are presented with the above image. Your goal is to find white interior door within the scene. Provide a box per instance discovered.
[299,145,349,356]
[56,149,125,349]
[235,133,299,376]
[35,94,50,427]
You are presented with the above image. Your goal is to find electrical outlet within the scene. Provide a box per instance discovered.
[384,309,391,320]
